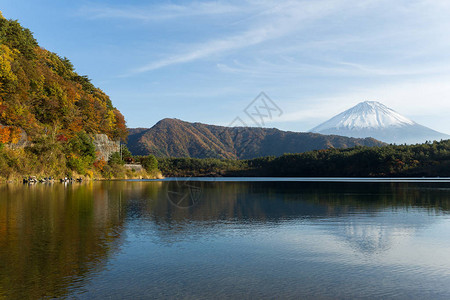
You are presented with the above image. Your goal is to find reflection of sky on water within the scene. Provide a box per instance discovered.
[121,187,450,282]
[2,181,450,299]
[89,205,450,299]
[118,180,450,298]
[123,181,449,254]
[89,181,450,298]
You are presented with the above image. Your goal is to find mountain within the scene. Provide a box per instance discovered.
[127,118,385,159]
[0,12,127,142]
[0,12,130,180]
[310,101,449,144]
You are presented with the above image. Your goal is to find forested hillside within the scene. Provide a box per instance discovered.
[0,12,154,180]
[157,139,450,177]
[128,118,385,159]
[0,12,127,141]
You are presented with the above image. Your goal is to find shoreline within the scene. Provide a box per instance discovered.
[4,175,450,184]
[0,172,164,184]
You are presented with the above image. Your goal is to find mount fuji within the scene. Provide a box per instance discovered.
[310,101,450,144]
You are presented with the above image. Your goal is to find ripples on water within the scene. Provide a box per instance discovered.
[0,180,449,299]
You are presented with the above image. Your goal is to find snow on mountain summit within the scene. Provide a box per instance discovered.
[311,101,414,132]
[310,101,449,144]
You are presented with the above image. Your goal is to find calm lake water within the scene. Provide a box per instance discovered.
[1,179,450,299]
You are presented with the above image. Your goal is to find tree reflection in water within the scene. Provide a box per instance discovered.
[0,181,449,298]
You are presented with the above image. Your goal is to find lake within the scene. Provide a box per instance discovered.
[1,179,450,299]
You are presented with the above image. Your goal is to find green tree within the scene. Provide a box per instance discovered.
[0,18,38,59]
[141,155,158,172]
[108,152,124,166]
[67,132,95,161]
[64,132,96,174]
[121,145,132,162]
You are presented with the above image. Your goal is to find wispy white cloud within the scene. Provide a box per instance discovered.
[122,0,450,75]
[217,58,450,78]
[128,25,278,74]
[77,0,450,132]
[123,0,359,75]
[79,1,241,21]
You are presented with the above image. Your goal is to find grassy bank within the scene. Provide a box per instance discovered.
[0,134,161,183]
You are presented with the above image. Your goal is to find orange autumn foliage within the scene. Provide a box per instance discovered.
[0,17,128,142]
[0,126,10,143]
[0,125,21,144]
[93,158,107,171]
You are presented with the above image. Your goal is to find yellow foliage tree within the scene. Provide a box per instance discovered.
[0,44,18,96]
[9,127,22,144]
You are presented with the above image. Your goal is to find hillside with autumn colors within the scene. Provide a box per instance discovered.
[0,12,161,180]
[0,12,127,143]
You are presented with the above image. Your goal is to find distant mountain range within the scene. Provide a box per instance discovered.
[311,101,450,144]
[127,118,384,159]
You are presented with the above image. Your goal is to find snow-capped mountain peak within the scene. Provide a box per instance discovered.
[310,101,449,144]
[312,101,414,132]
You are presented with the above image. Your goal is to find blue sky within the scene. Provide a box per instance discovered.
[2,0,450,133]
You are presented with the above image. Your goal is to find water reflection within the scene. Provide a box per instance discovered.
[0,181,449,299]
[0,183,126,299]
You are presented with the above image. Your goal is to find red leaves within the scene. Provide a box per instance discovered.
[56,134,67,142]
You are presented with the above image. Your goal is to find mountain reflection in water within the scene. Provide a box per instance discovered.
[0,180,449,299]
